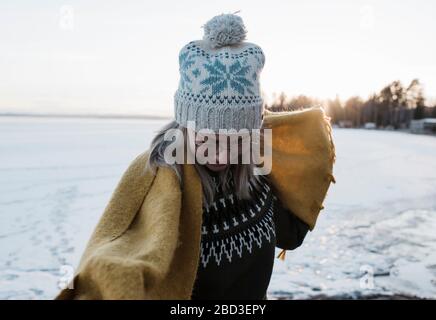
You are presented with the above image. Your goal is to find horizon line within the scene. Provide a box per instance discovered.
[0,112,173,121]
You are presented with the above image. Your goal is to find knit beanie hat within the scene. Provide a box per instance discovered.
[174,13,266,132]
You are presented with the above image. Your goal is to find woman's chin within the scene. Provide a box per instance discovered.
[205,163,229,172]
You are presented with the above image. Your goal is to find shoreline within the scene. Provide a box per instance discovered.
[0,112,172,121]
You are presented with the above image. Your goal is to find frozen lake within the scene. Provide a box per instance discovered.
[1,116,435,299]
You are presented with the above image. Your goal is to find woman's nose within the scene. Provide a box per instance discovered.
[216,149,229,164]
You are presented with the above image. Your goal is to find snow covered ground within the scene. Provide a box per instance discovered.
[1,116,435,300]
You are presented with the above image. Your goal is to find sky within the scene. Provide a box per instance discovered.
[0,0,435,116]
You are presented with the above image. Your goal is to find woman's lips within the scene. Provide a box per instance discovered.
[206,163,229,171]
[208,163,227,167]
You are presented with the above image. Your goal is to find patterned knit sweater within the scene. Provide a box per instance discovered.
[191,170,309,300]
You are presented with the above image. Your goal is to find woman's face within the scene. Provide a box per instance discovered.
[190,131,245,172]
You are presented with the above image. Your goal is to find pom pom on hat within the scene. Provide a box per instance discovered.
[202,12,247,48]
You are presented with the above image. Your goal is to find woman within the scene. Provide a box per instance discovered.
[55,13,336,300]
[147,120,310,300]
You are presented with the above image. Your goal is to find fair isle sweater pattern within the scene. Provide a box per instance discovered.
[199,175,276,268]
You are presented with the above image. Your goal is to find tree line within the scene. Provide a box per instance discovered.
[265,79,436,129]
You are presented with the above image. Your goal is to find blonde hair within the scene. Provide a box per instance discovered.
[146,120,261,207]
